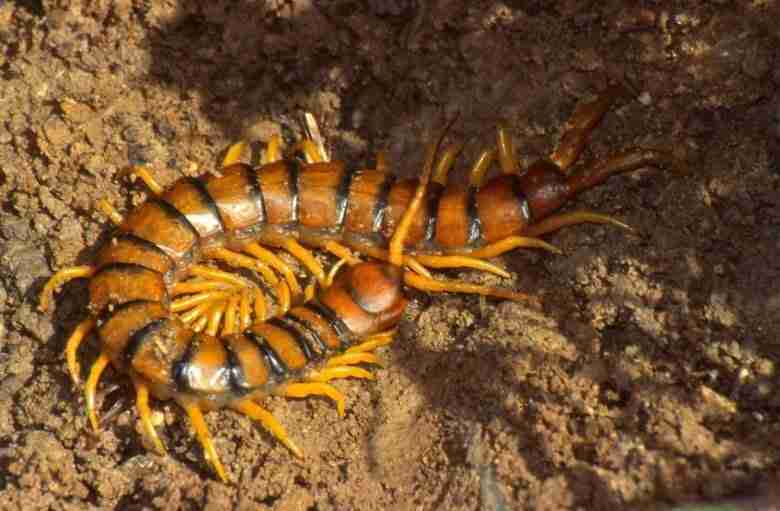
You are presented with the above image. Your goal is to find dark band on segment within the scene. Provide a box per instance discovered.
[335,165,357,227]
[113,233,176,267]
[284,312,328,354]
[267,317,318,361]
[424,182,446,241]
[509,175,532,223]
[223,343,248,394]
[372,174,396,233]
[184,177,226,233]
[288,159,300,224]
[172,335,200,393]
[305,301,351,344]
[123,317,167,367]
[246,167,267,224]
[245,331,288,377]
[148,198,199,240]
[466,186,482,244]
[94,262,163,279]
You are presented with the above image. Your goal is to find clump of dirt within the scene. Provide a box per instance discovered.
[1,1,779,509]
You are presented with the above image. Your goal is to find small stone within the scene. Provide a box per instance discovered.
[43,116,70,146]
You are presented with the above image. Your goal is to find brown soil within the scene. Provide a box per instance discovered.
[1,1,779,510]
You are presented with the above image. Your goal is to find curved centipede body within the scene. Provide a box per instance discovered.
[40,86,677,481]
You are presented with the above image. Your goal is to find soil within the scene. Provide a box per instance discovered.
[1,1,779,510]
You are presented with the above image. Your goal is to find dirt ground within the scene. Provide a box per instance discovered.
[1,1,779,509]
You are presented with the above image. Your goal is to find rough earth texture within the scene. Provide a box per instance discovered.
[1,1,779,510]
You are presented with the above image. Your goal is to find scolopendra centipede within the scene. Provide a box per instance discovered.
[39,85,677,481]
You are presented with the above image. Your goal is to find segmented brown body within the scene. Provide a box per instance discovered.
[43,86,676,481]
[92,162,525,394]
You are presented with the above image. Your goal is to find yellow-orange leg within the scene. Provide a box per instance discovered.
[291,139,325,164]
[375,150,388,172]
[262,134,283,164]
[243,242,302,298]
[180,399,228,483]
[171,291,233,314]
[222,294,241,336]
[39,266,95,312]
[322,241,362,266]
[345,330,395,354]
[523,210,633,238]
[223,141,248,167]
[309,366,375,383]
[469,147,497,186]
[205,247,279,286]
[404,271,538,305]
[85,352,111,431]
[120,165,165,195]
[63,317,96,385]
[205,301,227,337]
[326,352,383,368]
[497,122,517,174]
[412,254,511,278]
[280,382,346,417]
[231,400,303,458]
[432,141,464,185]
[467,236,562,259]
[302,111,329,162]
[97,199,124,225]
[132,376,167,455]
[277,237,326,287]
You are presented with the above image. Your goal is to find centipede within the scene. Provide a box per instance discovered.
[39,85,676,481]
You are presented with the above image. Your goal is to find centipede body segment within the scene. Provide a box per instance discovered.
[40,86,677,481]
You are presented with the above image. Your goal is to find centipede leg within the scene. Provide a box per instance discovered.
[411,254,512,278]
[243,242,303,298]
[277,237,326,286]
[85,352,111,432]
[466,236,563,259]
[375,150,388,172]
[280,382,346,417]
[497,122,518,174]
[432,141,463,185]
[291,139,325,164]
[132,376,167,455]
[223,141,248,167]
[523,210,633,238]
[308,366,375,383]
[39,265,95,312]
[404,271,538,304]
[549,85,625,172]
[302,111,329,162]
[322,241,361,266]
[180,399,228,483]
[205,247,280,286]
[468,147,497,186]
[262,135,283,164]
[97,199,124,225]
[119,165,165,195]
[326,352,384,368]
[345,330,395,354]
[205,301,227,336]
[63,317,96,385]
[231,399,303,458]
[171,290,232,314]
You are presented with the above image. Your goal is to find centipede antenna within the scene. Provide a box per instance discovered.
[389,114,458,266]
